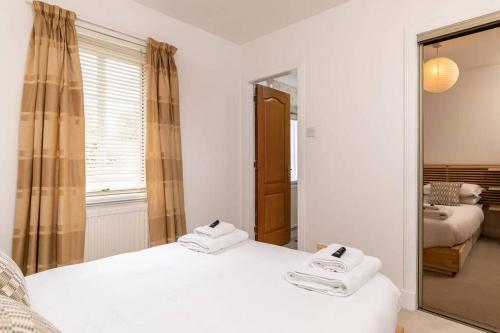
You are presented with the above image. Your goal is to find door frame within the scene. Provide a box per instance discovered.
[242,62,306,250]
[401,8,500,311]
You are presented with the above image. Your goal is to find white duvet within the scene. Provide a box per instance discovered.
[423,204,484,248]
[27,241,401,333]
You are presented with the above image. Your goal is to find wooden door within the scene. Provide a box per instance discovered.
[255,85,291,245]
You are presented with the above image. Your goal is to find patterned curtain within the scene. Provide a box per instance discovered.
[146,38,187,246]
[12,1,86,275]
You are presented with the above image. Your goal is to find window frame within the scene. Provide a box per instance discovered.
[77,27,148,200]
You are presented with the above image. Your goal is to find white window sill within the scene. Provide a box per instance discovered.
[86,192,147,206]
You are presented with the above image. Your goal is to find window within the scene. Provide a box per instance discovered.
[78,29,146,195]
[290,119,298,182]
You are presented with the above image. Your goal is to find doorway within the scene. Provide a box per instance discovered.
[418,16,500,333]
[254,71,298,249]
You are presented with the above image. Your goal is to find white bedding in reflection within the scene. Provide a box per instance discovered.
[424,204,484,248]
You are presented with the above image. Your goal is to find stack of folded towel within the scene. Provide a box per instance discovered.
[423,204,453,220]
[178,221,248,253]
[285,244,381,297]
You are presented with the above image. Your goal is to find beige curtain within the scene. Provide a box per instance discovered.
[146,38,186,246]
[12,1,86,275]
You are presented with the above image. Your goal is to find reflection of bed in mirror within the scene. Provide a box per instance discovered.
[423,204,483,274]
[422,165,500,275]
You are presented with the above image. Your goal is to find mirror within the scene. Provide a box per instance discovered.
[421,26,500,332]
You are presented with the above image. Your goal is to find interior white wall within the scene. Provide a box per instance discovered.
[2,0,500,313]
[424,64,500,164]
[241,0,500,310]
[0,0,242,256]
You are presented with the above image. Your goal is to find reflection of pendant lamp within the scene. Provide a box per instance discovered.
[423,43,460,93]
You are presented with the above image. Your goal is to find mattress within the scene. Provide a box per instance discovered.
[423,204,484,248]
[26,240,401,333]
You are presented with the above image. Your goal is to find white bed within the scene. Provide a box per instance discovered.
[423,204,484,248]
[26,240,401,333]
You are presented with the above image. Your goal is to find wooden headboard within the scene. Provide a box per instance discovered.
[423,165,500,207]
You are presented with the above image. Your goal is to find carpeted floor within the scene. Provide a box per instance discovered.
[422,237,500,330]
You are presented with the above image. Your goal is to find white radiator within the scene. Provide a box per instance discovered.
[84,200,149,262]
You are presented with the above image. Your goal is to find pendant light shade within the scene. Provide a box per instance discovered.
[423,56,460,93]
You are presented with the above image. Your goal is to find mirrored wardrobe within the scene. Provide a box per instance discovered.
[420,21,500,332]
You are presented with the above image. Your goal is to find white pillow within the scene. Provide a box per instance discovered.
[423,195,430,204]
[460,183,485,197]
[423,183,484,198]
[461,196,481,205]
[423,184,430,195]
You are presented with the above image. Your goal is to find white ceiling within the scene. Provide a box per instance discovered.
[132,0,350,44]
[424,26,500,70]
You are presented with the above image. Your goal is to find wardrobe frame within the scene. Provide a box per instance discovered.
[417,11,500,333]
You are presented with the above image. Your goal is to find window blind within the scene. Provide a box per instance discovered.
[78,29,147,194]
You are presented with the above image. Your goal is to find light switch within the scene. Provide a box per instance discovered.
[306,127,316,137]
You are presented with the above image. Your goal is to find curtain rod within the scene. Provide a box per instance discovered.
[24,0,147,48]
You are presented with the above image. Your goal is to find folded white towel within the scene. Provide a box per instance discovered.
[285,256,381,297]
[194,221,236,238]
[423,207,453,220]
[423,203,439,210]
[309,244,364,273]
[178,229,248,253]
